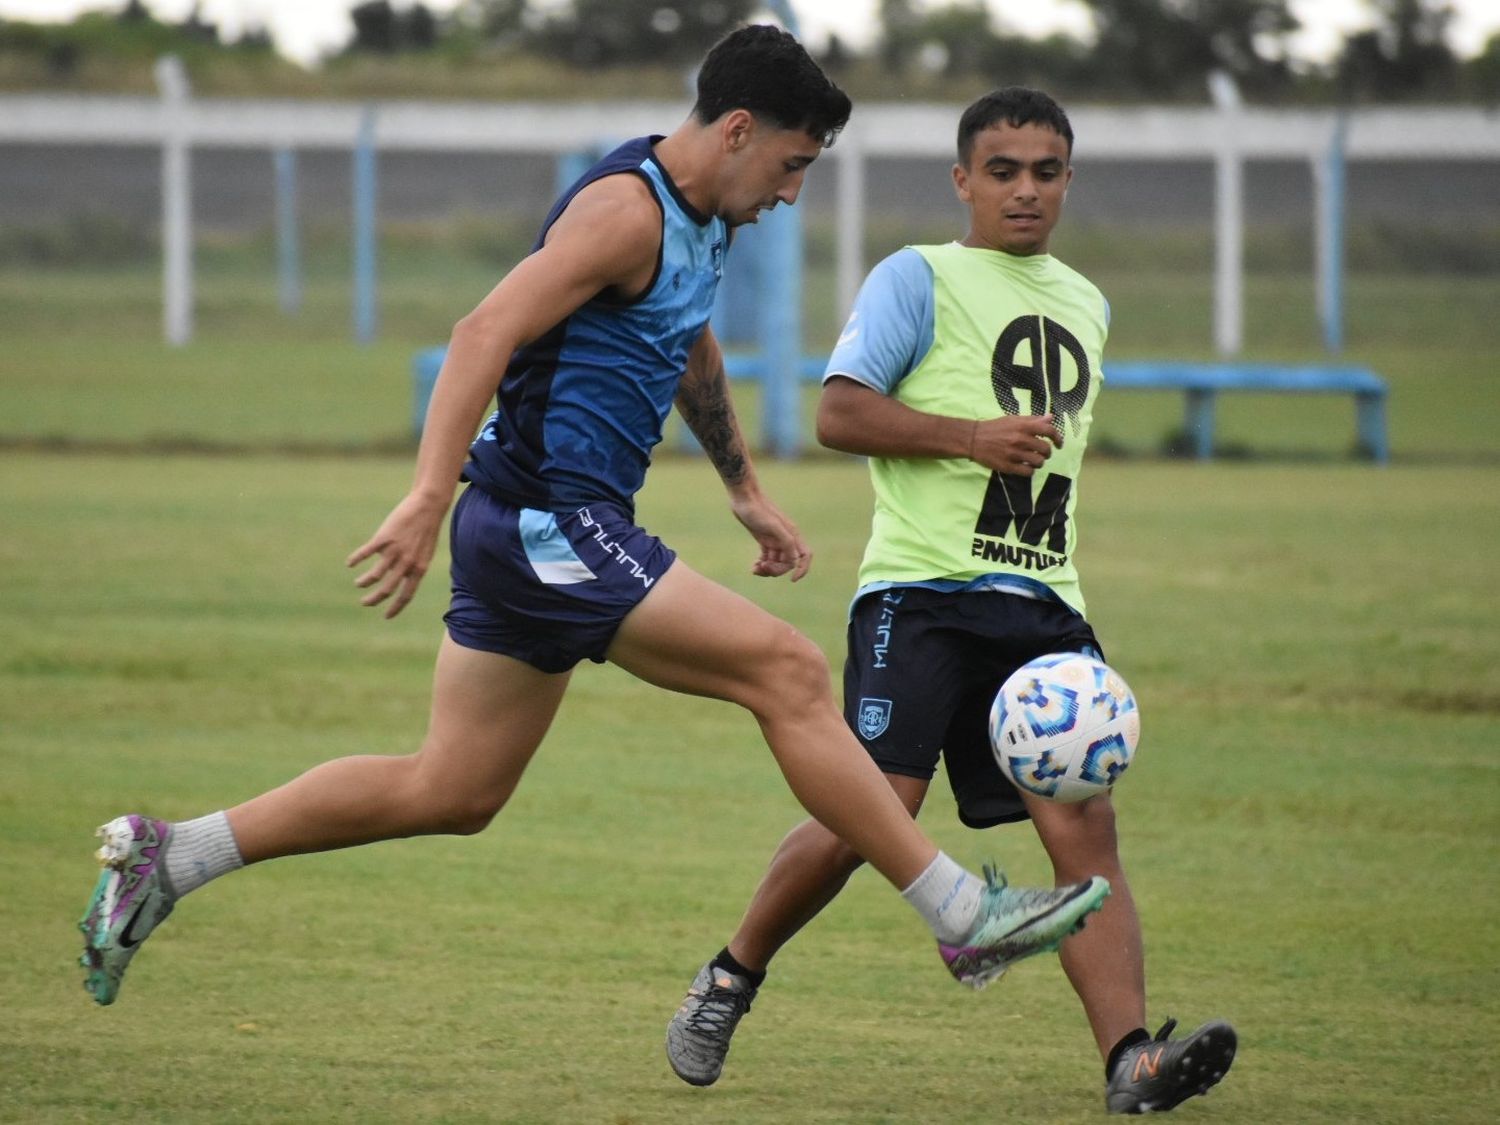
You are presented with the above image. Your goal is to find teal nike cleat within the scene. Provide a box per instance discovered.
[78,815,177,1006]
[938,865,1109,989]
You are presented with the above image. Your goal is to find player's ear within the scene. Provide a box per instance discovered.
[722,109,754,153]
[952,162,971,204]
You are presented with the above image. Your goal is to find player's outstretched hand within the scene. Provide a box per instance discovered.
[346,491,449,619]
[970,414,1062,477]
[729,489,812,582]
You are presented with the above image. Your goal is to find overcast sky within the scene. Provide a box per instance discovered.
[4,0,1498,67]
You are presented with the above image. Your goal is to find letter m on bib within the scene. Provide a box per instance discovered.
[974,472,1072,553]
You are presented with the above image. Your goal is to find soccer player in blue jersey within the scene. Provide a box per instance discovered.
[666,88,1236,1113]
[78,32,1108,1023]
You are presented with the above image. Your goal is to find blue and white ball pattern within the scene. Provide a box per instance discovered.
[989,653,1140,803]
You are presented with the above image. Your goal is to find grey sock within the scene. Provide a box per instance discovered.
[163,811,244,897]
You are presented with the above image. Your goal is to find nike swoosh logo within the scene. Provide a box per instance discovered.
[999,884,1092,940]
[836,326,859,347]
[118,901,150,949]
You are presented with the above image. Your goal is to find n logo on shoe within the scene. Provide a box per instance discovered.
[1132,1047,1165,1082]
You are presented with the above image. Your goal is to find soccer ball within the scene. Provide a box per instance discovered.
[988,652,1140,803]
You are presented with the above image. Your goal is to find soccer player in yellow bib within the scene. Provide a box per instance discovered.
[667,88,1236,1114]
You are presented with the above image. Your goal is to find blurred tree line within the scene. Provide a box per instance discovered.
[2,0,1498,103]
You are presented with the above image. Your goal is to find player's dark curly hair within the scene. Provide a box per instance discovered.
[957,87,1074,165]
[693,25,851,147]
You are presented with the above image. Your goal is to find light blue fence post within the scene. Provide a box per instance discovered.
[352,106,378,345]
[759,203,803,457]
[412,345,445,440]
[762,1,807,457]
[274,146,301,315]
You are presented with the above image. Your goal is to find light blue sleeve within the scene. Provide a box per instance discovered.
[822,248,935,395]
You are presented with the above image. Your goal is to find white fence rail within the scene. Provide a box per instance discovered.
[6,93,1497,157]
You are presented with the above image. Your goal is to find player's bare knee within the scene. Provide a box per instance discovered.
[1035,794,1121,877]
[429,789,508,836]
[790,819,864,876]
[745,627,834,717]
[1076,792,1119,845]
[826,836,865,877]
[400,754,512,836]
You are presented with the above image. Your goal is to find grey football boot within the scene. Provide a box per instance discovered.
[666,961,758,1086]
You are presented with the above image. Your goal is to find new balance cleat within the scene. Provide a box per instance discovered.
[939,865,1109,989]
[78,815,177,1006]
[1106,1018,1237,1114]
[666,961,758,1087]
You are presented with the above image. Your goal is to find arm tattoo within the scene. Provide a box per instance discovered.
[677,355,749,486]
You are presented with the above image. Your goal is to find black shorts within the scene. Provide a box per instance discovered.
[842,586,1103,829]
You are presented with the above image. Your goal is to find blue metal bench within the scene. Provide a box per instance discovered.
[1104,362,1389,463]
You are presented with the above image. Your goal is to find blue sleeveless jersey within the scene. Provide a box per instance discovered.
[463,136,728,514]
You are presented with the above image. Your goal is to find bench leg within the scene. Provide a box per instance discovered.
[1186,389,1216,460]
[1357,393,1389,464]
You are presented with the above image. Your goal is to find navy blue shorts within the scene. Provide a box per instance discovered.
[843,586,1102,829]
[444,486,677,674]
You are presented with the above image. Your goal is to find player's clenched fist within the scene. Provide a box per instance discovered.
[969,413,1062,477]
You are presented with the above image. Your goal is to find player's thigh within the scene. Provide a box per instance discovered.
[606,559,827,709]
[416,632,573,798]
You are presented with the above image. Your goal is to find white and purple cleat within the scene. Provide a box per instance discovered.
[78,814,177,1005]
[939,865,1110,989]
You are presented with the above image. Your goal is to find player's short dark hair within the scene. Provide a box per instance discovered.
[693,24,852,147]
[957,87,1074,166]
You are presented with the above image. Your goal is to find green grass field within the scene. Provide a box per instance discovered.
[2,248,1498,1122]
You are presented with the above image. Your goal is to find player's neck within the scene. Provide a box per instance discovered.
[960,232,1051,257]
[651,127,719,221]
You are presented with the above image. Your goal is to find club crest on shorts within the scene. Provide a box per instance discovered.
[857,697,893,740]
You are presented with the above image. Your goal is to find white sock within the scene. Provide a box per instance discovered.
[901,851,984,945]
[163,811,244,897]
